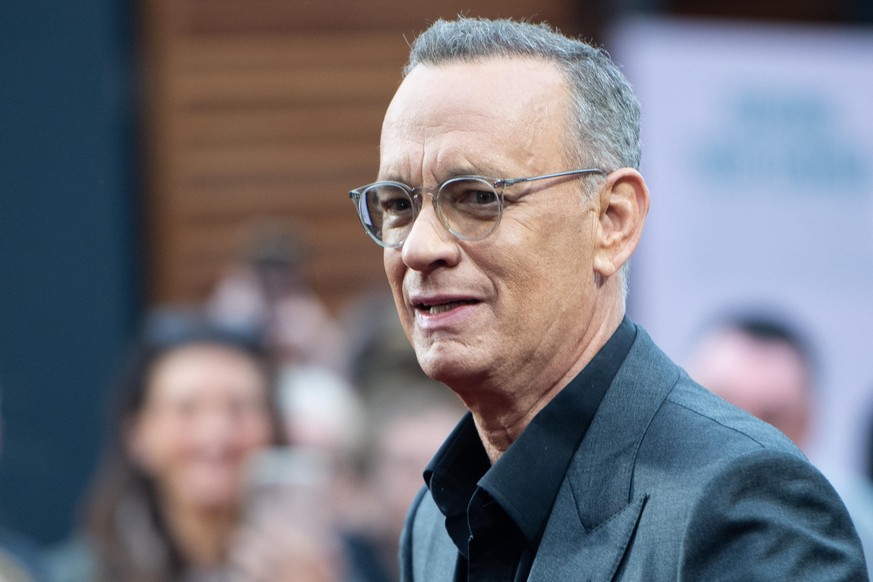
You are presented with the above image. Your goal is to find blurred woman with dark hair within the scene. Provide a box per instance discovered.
[49,314,339,582]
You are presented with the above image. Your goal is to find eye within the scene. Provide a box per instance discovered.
[370,186,413,216]
[364,185,414,223]
[442,179,500,219]
[468,189,498,206]
[381,195,413,214]
[449,184,496,206]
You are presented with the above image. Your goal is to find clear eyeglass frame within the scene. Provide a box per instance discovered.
[347,168,606,248]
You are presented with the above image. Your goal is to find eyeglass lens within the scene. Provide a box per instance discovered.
[361,178,501,246]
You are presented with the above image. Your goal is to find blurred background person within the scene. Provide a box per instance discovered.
[687,314,813,446]
[337,291,464,581]
[343,387,464,582]
[864,400,873,500]
[686,310,873,573]
[0,387,50,582]
[207,222,363,472]
[341,291,433,405]
[207,221,348,374]
[47,313,342,582]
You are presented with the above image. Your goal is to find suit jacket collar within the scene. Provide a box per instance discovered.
[530,324,680,580]
[423,317,637,558]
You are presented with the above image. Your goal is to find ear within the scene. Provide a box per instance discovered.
[593,168,650,279]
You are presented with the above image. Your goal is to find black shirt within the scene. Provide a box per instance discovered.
[423,317,637,581]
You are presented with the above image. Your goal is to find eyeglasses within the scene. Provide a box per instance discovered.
[348,168,606,248]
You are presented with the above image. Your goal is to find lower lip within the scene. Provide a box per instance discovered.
[414,302,479,330]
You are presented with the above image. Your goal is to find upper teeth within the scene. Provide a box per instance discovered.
[421,300,472,314]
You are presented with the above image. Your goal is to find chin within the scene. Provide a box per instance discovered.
[183,477,242,509]
[418,350,483,389]
[190,489,240,511]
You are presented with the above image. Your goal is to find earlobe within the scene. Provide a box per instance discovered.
[593,169,650,279]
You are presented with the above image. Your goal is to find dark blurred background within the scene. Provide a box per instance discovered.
[1,0,871,546]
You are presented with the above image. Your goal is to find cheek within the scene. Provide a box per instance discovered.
[537,213,597,282]
[134,419,190,476]
[384,253,413,321]
[492,219,595,315]
[237,414,274,451]
[383,251,404,291]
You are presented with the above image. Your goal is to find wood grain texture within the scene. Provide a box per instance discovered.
[140,0,577,312]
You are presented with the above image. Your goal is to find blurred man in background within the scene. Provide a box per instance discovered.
[688,312,873,573]
[688,315,813,446]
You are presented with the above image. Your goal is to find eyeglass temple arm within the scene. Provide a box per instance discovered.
[499,168,606,188]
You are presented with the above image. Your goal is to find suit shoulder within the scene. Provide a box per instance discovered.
[611,325,800,461]
[651,370,804,460]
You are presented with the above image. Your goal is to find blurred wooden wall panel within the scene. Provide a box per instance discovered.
[140,0,578,312]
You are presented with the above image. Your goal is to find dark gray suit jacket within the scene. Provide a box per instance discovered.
[400,325,867,580]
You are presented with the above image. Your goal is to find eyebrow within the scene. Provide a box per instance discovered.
[442,158,504,180]
[379,162,505,187]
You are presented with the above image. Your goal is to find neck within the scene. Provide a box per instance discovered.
[468,383,565,463]
[466,303,625,464]
[161,497,239,568]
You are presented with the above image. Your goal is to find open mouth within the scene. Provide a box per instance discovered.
[415,299,478,315]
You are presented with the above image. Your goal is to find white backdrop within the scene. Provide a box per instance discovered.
[612,17,873,471]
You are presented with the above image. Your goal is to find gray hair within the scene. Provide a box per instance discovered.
[403,17,641,172]
[403,17,640,299]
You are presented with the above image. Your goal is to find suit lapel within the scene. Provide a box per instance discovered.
[530,487,648,581]
[531,326,679,581]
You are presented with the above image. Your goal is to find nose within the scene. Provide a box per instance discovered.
[400,196,461,271]
[192,405,236,449]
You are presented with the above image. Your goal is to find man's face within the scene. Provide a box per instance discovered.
[688,329,811,447]
[379,58,605,399]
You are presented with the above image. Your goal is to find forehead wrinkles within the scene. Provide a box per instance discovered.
[379,59,571,182]
[380,114,500,186]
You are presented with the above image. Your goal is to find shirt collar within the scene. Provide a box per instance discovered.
[424,316,637,551]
